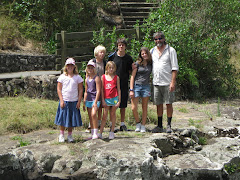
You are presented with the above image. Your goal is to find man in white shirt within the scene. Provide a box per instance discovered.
[151,32,179,133]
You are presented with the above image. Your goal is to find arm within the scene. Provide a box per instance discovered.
[169,70,177,92]
[82,79,88,111]
[101,76,107,107]
[93,76,101,109]
[115,76,121,107]
[57,82,65,109]
[129,67,137,98]
[76,82,83,109]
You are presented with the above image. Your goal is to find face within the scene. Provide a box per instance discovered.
[117,43,126,52]
[87,65,95,74]
[97,50,105,60]
[154,36,165,47]
[66,64,75,73]
[141,50,149,60]
[108,65,115,74]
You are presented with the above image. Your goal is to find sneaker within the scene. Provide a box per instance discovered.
[67,135,74,143]
[135,123,141,132]
[151,126,163,133]
[120,125,128,131]
[59,134,65,143]
[166,125,172,133]
[140,125,146,133]
[109,132,115,139]
[98,133,102,139]
[92,134,98,139]
[85,127,91,133]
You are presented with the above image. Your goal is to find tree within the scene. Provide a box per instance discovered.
[140,0,240,99]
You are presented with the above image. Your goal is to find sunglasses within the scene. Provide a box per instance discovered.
[154,37,163,41]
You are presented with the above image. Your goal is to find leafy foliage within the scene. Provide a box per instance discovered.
[91,0,239,99]
[140,0,240,99]
[1,0,111,52]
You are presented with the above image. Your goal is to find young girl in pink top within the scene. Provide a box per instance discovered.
[99,61,121,139]
[55,58,84,143]
[83,61,101,139]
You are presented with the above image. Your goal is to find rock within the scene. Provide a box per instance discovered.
[0,128,240,179]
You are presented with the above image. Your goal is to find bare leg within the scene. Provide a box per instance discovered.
[131,97,139,123]
[110,106,117,132]
[120,108,125,123]
[141,97,149,125]
[157,104,164,117]
[166,104,173,117]
[87,108,93,129]
[99,106,109,134]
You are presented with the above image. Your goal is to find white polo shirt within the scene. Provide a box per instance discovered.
[57,74,83,101]
[151,44,179,86]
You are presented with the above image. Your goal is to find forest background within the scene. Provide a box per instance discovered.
[0,0,240,100]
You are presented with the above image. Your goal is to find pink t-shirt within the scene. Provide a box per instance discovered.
[57,74,83,102]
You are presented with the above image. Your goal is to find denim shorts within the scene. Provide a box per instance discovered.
[134,84,151,98]
[105,96,119,106]
[85,101,101,108]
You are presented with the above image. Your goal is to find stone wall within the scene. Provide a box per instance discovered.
[0,54,58,73]
[0,75,59,100]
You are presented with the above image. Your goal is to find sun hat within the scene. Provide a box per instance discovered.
[87,61,96,67]
[65,58,75,65]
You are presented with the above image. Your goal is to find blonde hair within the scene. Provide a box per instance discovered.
[94,45,106,58]
[63,65,79,75]
[85,64,97,76]
[105,61,116,75]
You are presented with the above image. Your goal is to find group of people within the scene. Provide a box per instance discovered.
[54,31,179,142]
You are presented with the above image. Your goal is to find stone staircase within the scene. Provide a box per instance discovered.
[118,0,159,29]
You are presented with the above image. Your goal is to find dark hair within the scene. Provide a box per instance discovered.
[116,38,127,47]
[137,47,152,65]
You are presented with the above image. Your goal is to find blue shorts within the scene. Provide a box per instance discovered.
[85,101,101,108]
[105,96,119,106]
[134,84,151,97]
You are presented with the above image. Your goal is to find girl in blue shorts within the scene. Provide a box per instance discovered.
[98,61,121,139]
[83,61,101,139]
[129,47,152,133]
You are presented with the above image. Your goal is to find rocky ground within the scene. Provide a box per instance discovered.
[0,100,240,180]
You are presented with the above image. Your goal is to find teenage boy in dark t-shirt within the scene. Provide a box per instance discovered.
[108,38,133,131]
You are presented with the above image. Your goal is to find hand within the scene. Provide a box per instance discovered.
[83,105,86,112]
[132,63,137,70]
[169,82,175,92]
[76,101,81,109]
[115,101,120,108]
[102,101,107,108]
[93,103,98,110]
[60,101,65,109]
[129,91,134,99]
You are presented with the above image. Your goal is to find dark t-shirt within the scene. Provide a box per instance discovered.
[108,52,133,87]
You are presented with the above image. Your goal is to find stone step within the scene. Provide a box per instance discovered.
[119,0,147,2]
[122,11,149,16]
[119,2,158,7]
[123,16,148,21]
[121,7,158,12]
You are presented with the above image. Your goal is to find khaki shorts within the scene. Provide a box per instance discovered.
[153,85,175,105]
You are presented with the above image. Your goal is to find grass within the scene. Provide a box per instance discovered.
[0,96,57,134]
[0,96,159,135]
[11,136,31,147]
[188,118,203,129]
[178,107,188,113]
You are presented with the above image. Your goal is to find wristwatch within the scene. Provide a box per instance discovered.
[129,89,134,91]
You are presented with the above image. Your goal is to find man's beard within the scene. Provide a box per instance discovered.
[156,42,163,47]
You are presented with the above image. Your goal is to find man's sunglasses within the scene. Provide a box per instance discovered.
[154,37,163,41]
